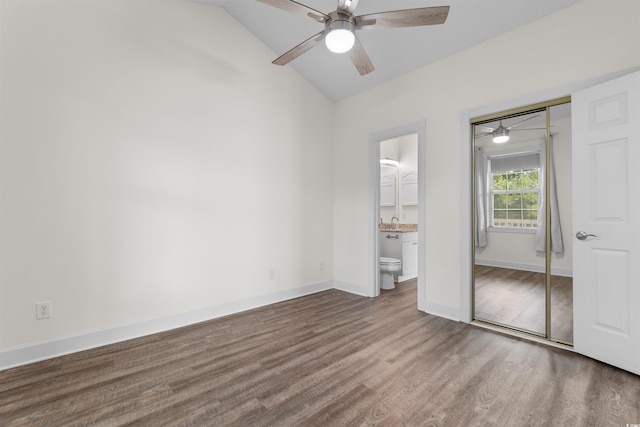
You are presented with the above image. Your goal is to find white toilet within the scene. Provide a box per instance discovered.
[380,257,402,290]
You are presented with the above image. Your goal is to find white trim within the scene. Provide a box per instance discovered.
[423,301,460,322]
[417,125,427,312]
[460,111,473,323]
[369,137,382,298]
[486,226,536,234]
[0,280,333,371]
[333,280,370,297]
[459,67,640,326]
[369,121,426,309]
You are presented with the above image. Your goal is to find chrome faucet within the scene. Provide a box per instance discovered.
[391,216,399,229]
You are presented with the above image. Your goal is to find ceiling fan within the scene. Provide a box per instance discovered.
[475,115,546,143]
[257,0,450,76]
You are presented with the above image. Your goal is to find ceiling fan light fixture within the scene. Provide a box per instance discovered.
[325,29,355,53]
[380,158,399,167]
[492,129,509,144]
[325,17,356,53]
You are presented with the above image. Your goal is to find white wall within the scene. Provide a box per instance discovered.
[0,0,333,362]
[332,0,640,316]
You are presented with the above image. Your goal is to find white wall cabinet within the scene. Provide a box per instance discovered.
[380,175,396,206]
[379,231,418,281]
[400,171,418,205]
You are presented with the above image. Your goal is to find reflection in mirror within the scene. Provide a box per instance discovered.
[473,102,573,344]
[473,110,547,335]
[380,139,400,225]
[549,103,573,344]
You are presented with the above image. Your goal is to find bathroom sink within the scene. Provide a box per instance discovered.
[379,223,418,232]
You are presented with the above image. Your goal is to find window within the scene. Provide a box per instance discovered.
[490,168,539,228]
[487,151,540,229]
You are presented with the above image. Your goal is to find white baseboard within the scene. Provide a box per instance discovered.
[0,280,333,371]
[398,273,417,282]
[475,258,573,277]
[423,301,460,322]
[333,280,371,297]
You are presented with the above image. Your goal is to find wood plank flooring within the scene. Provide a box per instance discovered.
[474,265,573,343]
[2,280,639,426]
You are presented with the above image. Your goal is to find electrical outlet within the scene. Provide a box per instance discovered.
[268,268,276,280]
[319,260,325,271]
[36,301,52,320]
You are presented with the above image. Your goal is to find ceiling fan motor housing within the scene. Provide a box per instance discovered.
[325,11,356,35]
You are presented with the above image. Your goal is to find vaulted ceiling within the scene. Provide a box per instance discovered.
[200,0,581,101]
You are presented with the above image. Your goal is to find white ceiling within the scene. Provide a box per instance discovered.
[200,0,581,102]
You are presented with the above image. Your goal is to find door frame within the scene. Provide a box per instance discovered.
[369,121,426,309]
[459,67,640,324]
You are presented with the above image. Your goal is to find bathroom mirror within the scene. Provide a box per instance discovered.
[380,134,418,226]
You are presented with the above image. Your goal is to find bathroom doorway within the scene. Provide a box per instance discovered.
[369,121,426,309]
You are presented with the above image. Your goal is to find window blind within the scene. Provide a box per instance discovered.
[489,152,540,173]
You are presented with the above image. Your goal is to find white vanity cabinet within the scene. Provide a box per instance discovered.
[379,231,418,281]
[400,232,418,280]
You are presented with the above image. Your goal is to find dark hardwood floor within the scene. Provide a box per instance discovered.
[1,279,639,426]
[474,265,573,343]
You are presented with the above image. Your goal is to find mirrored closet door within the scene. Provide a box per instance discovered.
[472,99,573,345]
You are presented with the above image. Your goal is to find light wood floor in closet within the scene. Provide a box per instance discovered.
[1,279,639,426]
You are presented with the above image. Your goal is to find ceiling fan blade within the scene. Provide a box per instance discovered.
[337,0,359,14]
[474,132,493,138]
[356,6,449,30]
[348,36,374,76]
[272,31,326,66]
[257,0,329,23]
[506,114,540,130]
[509,127,549,132]
[476,126,496,133]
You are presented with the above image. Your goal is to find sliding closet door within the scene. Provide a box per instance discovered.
[472,100,573,343]
[549,103,573,344]
[473,110,547,336]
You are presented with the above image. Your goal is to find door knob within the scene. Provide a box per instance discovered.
[576,231,597,240]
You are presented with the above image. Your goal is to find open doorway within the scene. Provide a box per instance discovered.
[369,121,426,309]
[379,135,418,290]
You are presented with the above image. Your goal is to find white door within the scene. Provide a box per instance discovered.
[572,71,640,375]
